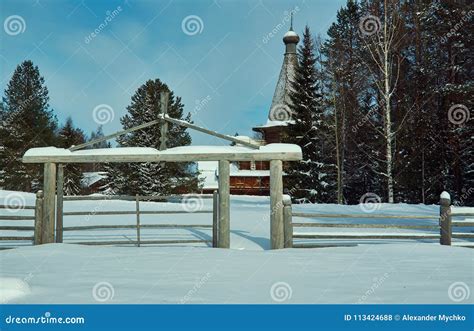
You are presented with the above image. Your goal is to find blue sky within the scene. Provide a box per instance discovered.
[1,0,346,145]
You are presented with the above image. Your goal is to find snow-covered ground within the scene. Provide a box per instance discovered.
[0,190,472,304]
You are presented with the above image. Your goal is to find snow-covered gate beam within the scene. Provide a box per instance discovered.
[23,144,302,249]
[23,145,302,163]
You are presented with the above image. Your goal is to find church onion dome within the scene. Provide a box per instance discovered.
[283,30,299,44]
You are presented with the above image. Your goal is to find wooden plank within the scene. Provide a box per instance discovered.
[283,195,293,248]
[293,233,440,239]
[34,191,43,245]
[56,164,64,243]
[293,243,358,249]
[63,210,212,216]
[159,92,169,151]
[292,223,438,229]
[439,192,452,245]
[0,236,34,241]
[0,226,35,231]
[0,215,35,220]
[63,224,212,231]
[159,114,259,149]
[42,163,56,244]
[270,160,284,249]
[72,239,211,246]
[218,160,230,248]
[69,120,160,151]
[212,190,218,248]
[452,222,474,227]
[0,205,35,210]
[63,194,214,201]
[452,233,474,239]
[292,212,437,219]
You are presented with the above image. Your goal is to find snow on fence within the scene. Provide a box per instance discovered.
[283,192,474,249]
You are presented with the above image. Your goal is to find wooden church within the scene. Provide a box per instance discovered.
[199,23,299,195]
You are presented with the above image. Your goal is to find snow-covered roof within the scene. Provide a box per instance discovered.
[23,144,302,163]
[254,119,295,129]
[81,172,107,187]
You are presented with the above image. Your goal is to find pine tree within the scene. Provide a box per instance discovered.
[104,79,199,195]
[285,26,333,203]
[57,117,86,195]
[2,60,58,192]
[321,0,382,204]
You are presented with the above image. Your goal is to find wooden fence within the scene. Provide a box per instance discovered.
[0,191,219,248]
[283,192,474,249]
[55,192,219,247]
[0,191,41,247]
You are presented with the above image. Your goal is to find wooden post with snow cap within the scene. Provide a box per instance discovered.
[218,160,230,248]
[42,163,57,244]
[270,160,284,249]
[283,195,293,248]
[439,191,452,246]
[34,190,44,245]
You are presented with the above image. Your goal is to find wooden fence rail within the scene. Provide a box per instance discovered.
[286,191,474,249]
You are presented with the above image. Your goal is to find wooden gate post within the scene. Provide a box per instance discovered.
[283,195,293,248]
[212,190,219,248]
[218,160,230,248]
[270,160,284,249]
[42,162,57,244]
[34,190,44,245]
[439,191,452,246]
[55,164,64,243]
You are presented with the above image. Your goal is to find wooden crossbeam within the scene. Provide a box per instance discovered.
[159,114,260,149]
[69,113,259,151]
[69,120,160,151]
